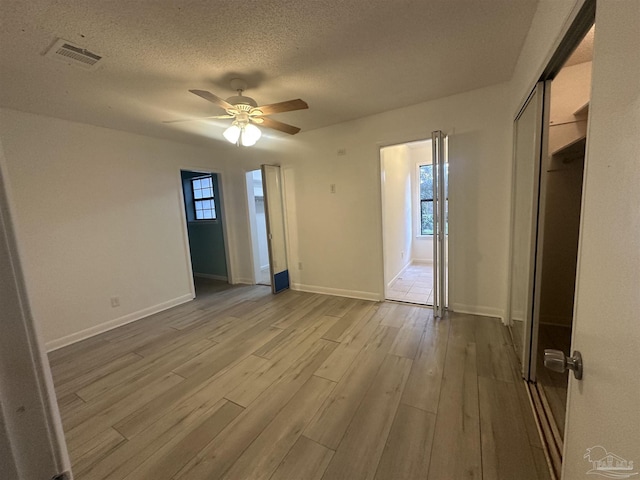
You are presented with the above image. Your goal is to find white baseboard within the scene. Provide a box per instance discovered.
[450,302,505,321]
[540,315,573,327]
[291,283,382,302]
[386,261,412,289]
[233,277,255,285]
[194,273,228,281]
[511,309,525,322]
[411,259,433,265]
[45,293,194,352]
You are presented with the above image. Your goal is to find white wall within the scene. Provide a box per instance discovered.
[550,61,592,125]
[277,82,513,316]
[510,0,585,113]
[539,153,584,327]
[245,170,270,283]
[0,138,69,478]
[255,201,269,269]
[252,172,270,271]
[549,61,592,155]
[563,1,640,476]
[0,108,248,349]
[0,413,18,479]
[381,144,412,286]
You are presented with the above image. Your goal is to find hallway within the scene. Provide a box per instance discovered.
[386,263,434,305]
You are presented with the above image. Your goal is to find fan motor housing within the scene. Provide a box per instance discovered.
[226,95,258,108]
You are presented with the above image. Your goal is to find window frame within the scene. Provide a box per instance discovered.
[191,175,217,221]
[418,164,434,236]
[417,163,448,237]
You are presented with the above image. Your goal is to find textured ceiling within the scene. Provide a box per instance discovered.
[0,0,539,148]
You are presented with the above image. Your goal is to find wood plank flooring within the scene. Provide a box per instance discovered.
[49,280,550,480]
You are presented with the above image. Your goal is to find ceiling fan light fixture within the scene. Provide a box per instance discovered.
[241,123,262,147]
[223,122,261,147]
[186,86,306,143]
[223,123,241,144]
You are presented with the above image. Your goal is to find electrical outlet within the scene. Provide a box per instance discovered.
[110,296,120,308]
[330,184,336,194]
[337,148,347,156]
[298,262,303,270]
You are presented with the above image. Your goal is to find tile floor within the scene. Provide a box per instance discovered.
[386,262,433,305]
[258,266,271,286]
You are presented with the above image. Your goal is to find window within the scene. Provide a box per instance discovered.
[191,175,216,220]
[419,165,434,235]
[419,164,448,235]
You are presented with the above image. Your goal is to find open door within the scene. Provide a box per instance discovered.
[261,164,290,293]
[431,130,449,317]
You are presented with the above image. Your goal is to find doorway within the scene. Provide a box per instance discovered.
[534,28,592,439]
[180,170,230,296]
[380,139,447,306]
[246,165,290,293]
[246,169,271,286]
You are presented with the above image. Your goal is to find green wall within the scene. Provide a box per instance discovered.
[181,171,228,279]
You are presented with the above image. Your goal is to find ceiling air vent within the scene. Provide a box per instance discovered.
[44,38,103,70]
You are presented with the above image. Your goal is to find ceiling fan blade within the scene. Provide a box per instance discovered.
[258,117,302,135]
[256,99,308,115]
[189,89,234,110]
[163,114,234,124]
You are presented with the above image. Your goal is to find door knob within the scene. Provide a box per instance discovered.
[543,349,583,380]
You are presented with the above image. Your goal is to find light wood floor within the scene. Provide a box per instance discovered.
[49,280,551,480]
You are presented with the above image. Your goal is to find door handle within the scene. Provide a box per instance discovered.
[543,349,583,380]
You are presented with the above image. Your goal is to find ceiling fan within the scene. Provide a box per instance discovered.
[166,78,308,146]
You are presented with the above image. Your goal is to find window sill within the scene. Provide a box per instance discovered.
[188,220,219,225]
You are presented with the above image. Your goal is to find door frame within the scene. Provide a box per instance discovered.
[0,142,71,479]
[244,168,271,286]
[377,136,450,307]
[177,167,234,297]
[261,164,290,293]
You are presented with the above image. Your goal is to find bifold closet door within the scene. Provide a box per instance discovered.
[507,81,549,378]
[431,130,448,318]
[261,164,290,293]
